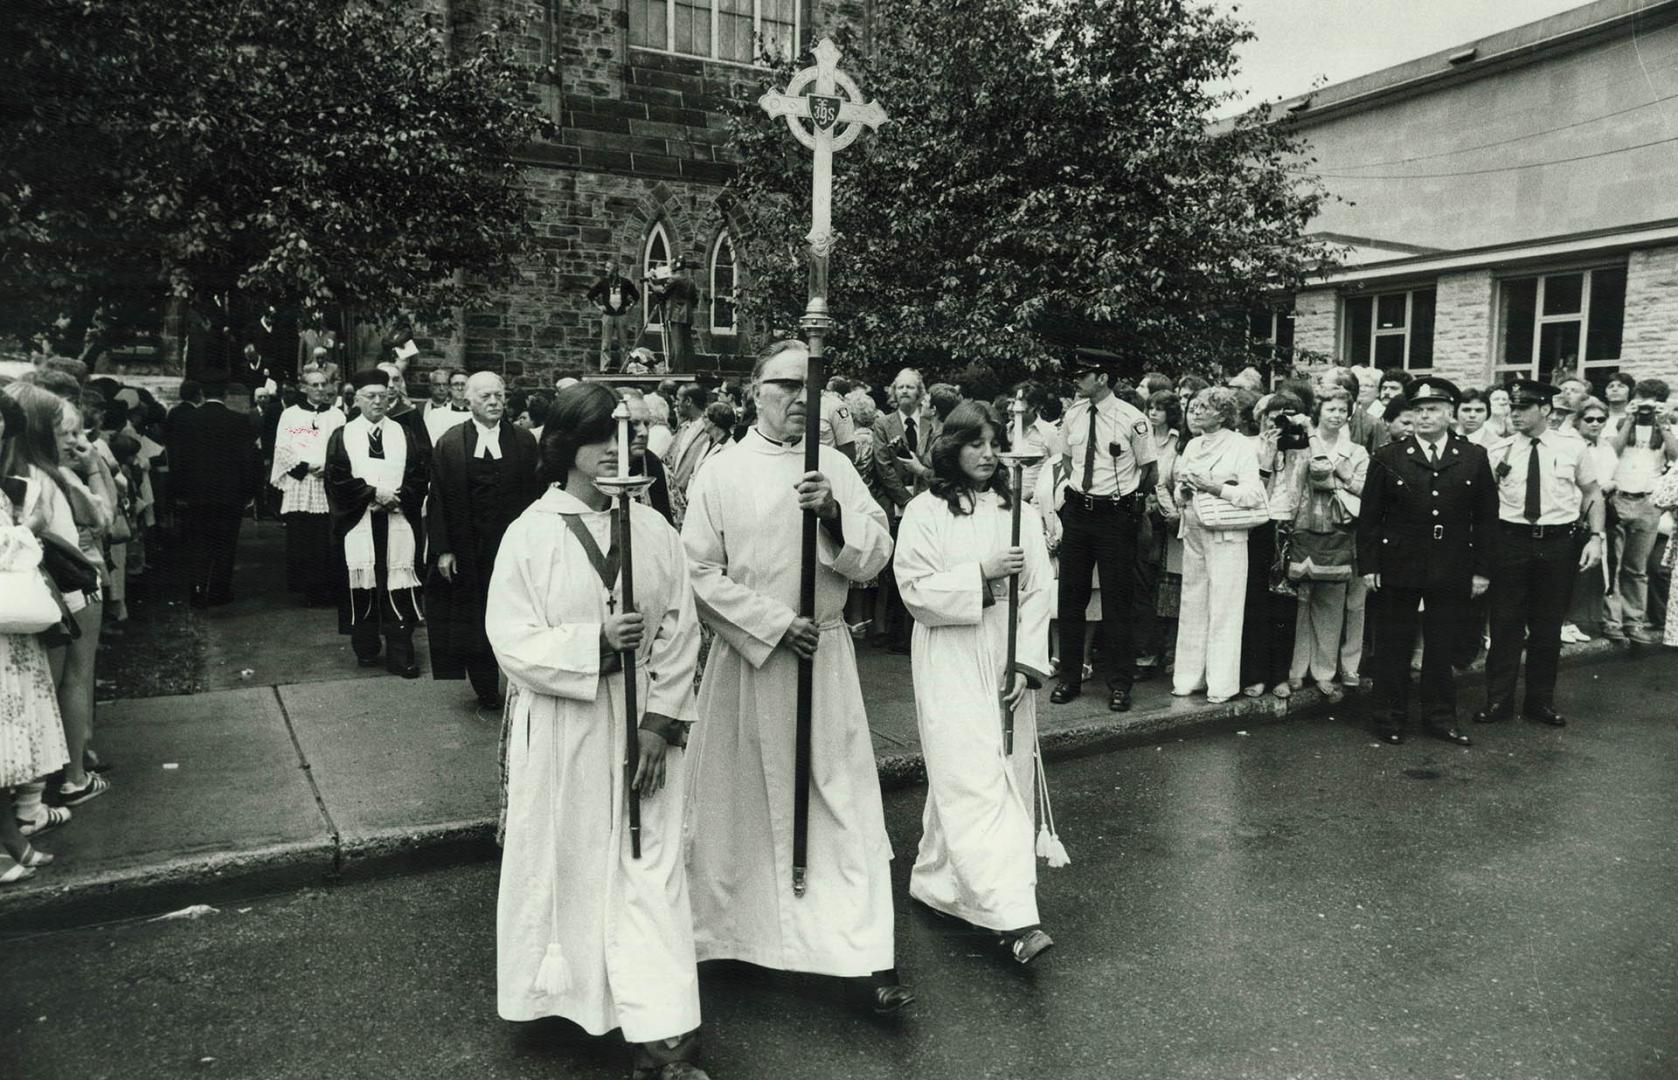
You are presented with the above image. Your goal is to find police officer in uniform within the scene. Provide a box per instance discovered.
[1356,378,1498,745]
[1473,380,1606,728]
[1050,352,1157,712]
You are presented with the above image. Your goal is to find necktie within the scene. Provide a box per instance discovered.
[904,416,917,453]
[367,425,385,459]
[1081,405,1098,491]
[1424,440,1436,467]
[1524,437,1542,522]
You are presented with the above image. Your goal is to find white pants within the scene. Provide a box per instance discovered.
[1173,524,1248,699]
[1340,575,1368,679]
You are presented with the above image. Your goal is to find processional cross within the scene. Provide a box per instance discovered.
[758,37,886,897]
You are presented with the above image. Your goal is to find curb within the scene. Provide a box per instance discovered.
[0,638,1625,937]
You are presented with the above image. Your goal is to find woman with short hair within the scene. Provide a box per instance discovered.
[894,401,1055,963]
[486,383,710,1080]
[1165,388,1266,703]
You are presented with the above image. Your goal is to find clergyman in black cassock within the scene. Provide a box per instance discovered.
[425,373,544,707]
[1355,377,1499,746]
[324,369,428,678]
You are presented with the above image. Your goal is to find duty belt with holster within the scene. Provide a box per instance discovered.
[1063,487,1145,513]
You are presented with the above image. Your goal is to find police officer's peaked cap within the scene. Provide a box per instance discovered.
[1405,377,1460,407]
[350,368,391,390]
[1066,347,1126,377]
[1506,379,1560,408]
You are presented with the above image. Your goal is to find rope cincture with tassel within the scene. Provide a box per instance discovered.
[1033,728,1070,869]
[532,675,574,1000]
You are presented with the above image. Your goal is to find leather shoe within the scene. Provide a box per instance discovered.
[869,983,916,1017]
[1472,703,1514,724]
[1425,725,1472,747]
[356,656,382,668]
[1523,704,1567,727]
[1049,682,1082,704]
[388,661,421,679]
[1108,688,1131,713]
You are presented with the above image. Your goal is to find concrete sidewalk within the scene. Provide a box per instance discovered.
[0,520,1622,935]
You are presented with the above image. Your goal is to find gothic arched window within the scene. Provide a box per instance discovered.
[642,223,673,332]
[709,231,736,335]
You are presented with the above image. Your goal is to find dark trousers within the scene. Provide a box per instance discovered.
[1132,513,1164,658]
[666,322,693,372]
[182,502,243,599]
[1057,499,1141,691]
[879,515,912,647]
[1371,584,1470,730]
[349,586,420,666]
[1241,521,1298,689]
[1486,527,1579,712]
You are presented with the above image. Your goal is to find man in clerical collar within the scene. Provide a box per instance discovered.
[1474,380,1604,729]
[270,366,347,605]
[323,368,428,677]
[1356,377,1498,747]
[425,371,542,708]
[424,368,451,413]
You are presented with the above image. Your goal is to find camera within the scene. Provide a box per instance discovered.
[1275,410,1311,451]
[1635,403,1658,424]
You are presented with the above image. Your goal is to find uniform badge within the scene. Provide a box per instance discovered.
[1133,420,1149,436]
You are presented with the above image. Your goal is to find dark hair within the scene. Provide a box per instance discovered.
[1276,378,1315,417]
[704,401,737,432]
[524,392,551,428]
[0,393,24,471]
[3,384,65,487]
[1177,374,1210,397]
[1457,387,1486,406]
[1605,371,1637,393]
[827,376,853,396]
[539,383,619,482]
[201,382,229,400]
[101,399,130,431]
[1383,396,1416,423]
[1265,390,1305,416]
[178,379,203,402]
[1634,378,1670,402]
[1328,367,1360,395]
[678,384,708,409]
[1379,368,1412,389]
[107,432,141,463]
[1140,371,1174,397]
[1146,390,1182,432]
[927,401,1011,516]
[928,383,963,422]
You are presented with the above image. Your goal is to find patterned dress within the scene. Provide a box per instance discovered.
[0,484,70,788]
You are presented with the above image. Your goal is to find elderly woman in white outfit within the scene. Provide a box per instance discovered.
[1163,387,1266,703]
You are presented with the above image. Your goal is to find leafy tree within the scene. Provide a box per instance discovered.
[723,0,1336,388]
[1,0,549,355]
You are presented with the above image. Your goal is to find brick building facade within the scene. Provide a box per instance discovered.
[425,0,869,386]
[1271,0,1678,395]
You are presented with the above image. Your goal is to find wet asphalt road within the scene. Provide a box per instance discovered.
[6,651,1677,1080]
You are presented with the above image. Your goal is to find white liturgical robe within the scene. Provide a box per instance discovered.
[487,486,702,1042]
[893,489,1052,931]
[680,429,896,976]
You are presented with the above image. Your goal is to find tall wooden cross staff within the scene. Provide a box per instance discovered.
[759,37,886,897]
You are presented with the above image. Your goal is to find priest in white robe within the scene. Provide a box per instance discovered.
[488,382,710,1080]
[680,340,912,1015]
[893,401,1056,964]
[269,367,344,605]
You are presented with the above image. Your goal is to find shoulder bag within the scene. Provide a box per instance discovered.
[1190,491,1269,531]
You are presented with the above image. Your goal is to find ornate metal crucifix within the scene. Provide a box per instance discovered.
[758,37,886,897]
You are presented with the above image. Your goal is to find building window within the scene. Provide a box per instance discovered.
[1342,287,1435,372]
[710,231,736,334]
[1247,305,1294,380]
[642,223,673,333]
[1496,266,1626,385]
[630,0,800,64]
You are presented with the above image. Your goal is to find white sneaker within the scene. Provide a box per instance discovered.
[1560,623,1590,644]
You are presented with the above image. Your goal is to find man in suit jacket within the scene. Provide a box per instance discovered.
[870,368,931,653]
[170,382,257,606]
[425,372,544,707]
[1356,377,1499,746]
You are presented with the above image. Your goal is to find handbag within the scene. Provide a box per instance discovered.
[1191,491,1269,531]
[39,532,100,594]
[1329,489,1361,527]
[0,525,62,634]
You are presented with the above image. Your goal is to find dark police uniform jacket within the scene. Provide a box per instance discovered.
[1356,432,1498,593]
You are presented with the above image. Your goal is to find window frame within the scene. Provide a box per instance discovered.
[1493,263,1626,383]
[709,230,737,336]
[630,0,802,66]
[642,222,674,334]
[1340,285,1436,373]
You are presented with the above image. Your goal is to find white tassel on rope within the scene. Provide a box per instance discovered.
[532,941,573,997]
[1034,734,1070,868]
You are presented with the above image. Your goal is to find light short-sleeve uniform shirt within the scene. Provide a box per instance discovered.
[1487,429,1599,526]
[1060,392,1157,497]
[819,392,856,449]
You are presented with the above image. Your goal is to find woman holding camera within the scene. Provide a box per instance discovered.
[1166,388,1266,704]
[1286,388,1369,700]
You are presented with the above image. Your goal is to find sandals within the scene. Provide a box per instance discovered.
[18,806,71,837]
[0,858,35,885]
[1271,682,1292,699]
[59,772,110,807]
[1006,927,1056,965]
[20,845,53,868]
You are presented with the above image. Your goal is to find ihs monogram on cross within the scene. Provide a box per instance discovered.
[757,38,888,259]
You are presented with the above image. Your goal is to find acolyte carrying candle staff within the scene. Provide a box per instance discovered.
[595,400,658,859]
